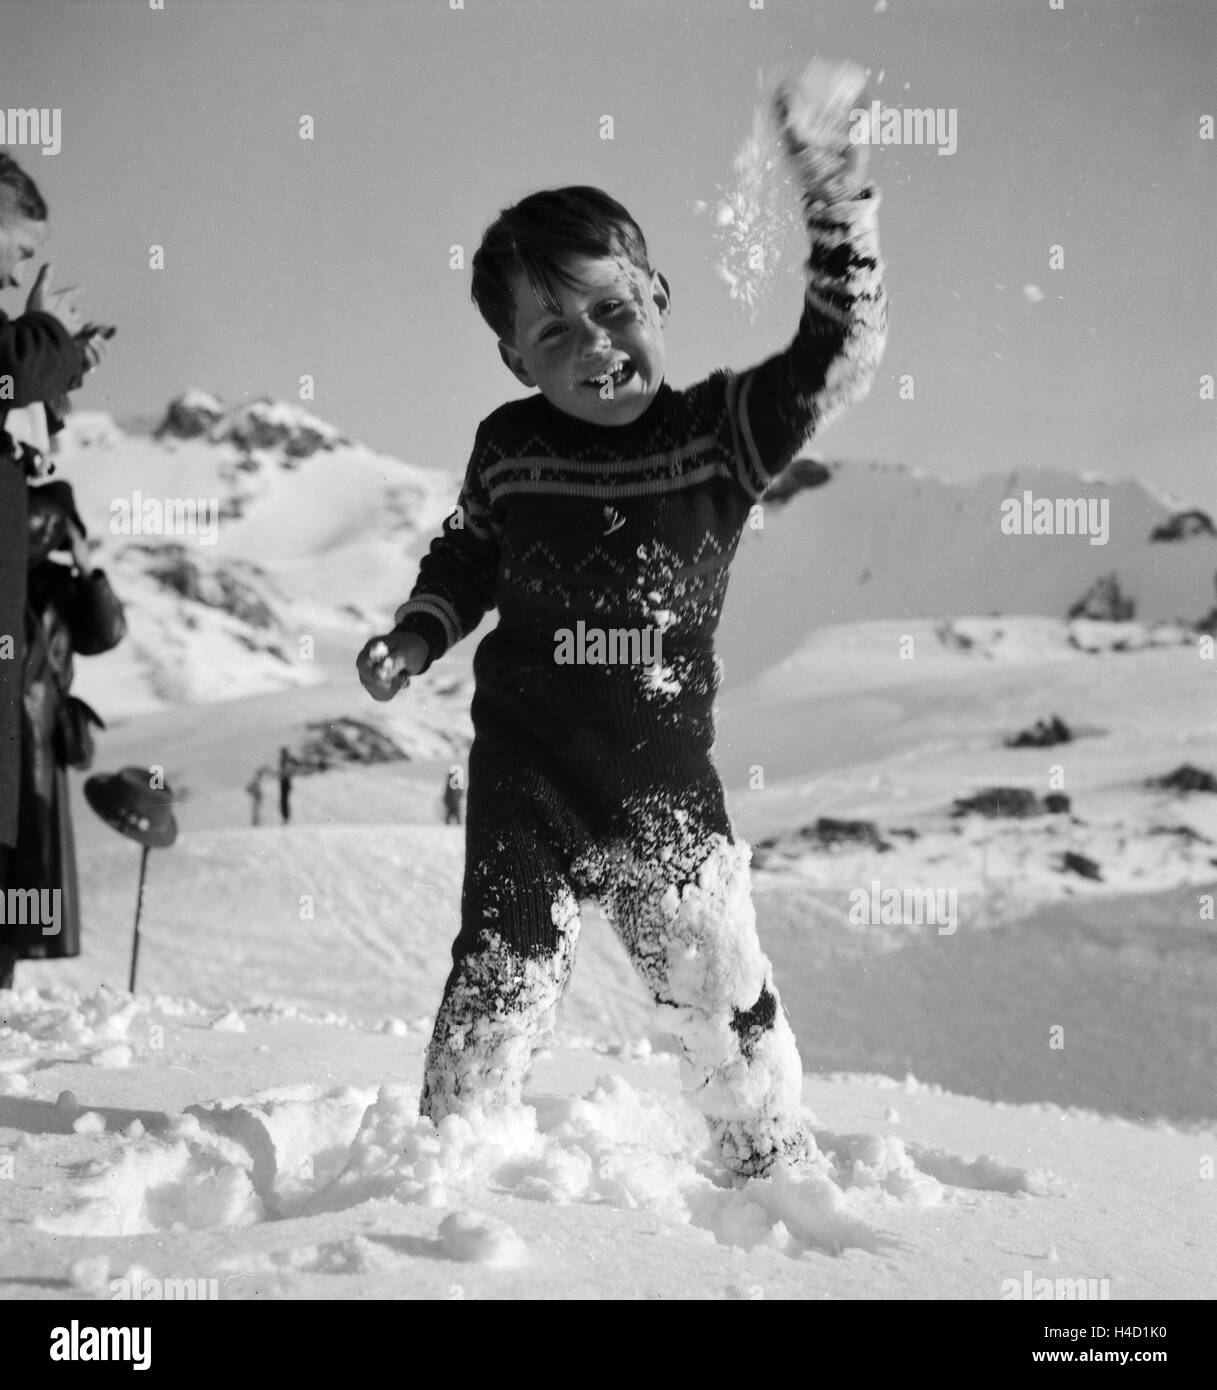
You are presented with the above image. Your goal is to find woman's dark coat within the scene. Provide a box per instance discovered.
[4,489,125,959]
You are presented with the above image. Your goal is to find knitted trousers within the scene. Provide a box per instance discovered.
[418,634,809,1177]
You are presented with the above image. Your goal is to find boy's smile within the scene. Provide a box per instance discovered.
[498,254,671,427]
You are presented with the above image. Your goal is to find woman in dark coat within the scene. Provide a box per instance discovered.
[0,482,125,982]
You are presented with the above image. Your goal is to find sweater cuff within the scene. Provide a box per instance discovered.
[391,610,446,675]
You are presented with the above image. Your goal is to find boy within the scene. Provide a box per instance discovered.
[357,60,888,1177]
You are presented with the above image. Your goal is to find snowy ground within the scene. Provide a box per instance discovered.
[3,614,1215,1299]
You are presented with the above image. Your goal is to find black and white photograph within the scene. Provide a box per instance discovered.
[0,0,1213,1333]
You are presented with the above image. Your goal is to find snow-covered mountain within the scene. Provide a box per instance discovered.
[55,396,456,715]
[719,459,1217,683]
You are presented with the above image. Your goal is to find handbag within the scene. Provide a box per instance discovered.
[53,693,106,771]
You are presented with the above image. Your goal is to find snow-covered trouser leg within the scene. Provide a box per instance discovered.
[419,889,580,1122]
[420,743,596,1124]
[598,783,811,1178]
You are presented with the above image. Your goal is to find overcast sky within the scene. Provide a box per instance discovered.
[1,0,1212,505]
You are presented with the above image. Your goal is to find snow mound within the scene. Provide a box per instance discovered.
[438,1211,528,1267]
[35,1121,264,1235]
[31,1072,1055,1260]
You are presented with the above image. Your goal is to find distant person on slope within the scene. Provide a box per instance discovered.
[442,773,463,826]
[357,59,888,1178]
[246,769,265,827]
[278,747,294,825]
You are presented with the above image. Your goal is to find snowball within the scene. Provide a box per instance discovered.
[438,1210,527,1267]
[68,1254,111,1292]
[117,1263,154,1294]
[73,1111,106,1135]
[123,1120,145,1140]
[90,1044,133,1069]
[515,1147,593,1203]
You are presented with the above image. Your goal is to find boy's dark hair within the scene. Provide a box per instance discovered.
[0,150,49,223]
[471,186,651,344]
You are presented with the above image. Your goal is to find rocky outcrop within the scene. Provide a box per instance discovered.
[154,392,349,460]
[1147,765,1217,794]
[1066,573,1135,622]
[1150,509,1215,542]
[295,718,408,771]
[153,389,225,440]
[951,787,1046,819]
[1005,715,1072,748]
[136,544,278,630]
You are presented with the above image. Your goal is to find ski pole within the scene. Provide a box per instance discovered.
[129,844,150,993]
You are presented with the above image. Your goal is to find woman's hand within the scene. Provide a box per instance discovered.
[25,263,83,336]
[66,523,92,574]
[76,323,115,373]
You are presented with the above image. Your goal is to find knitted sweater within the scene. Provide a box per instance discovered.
[393,185,887,754]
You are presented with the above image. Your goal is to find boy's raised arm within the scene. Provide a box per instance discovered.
[724,59,889,500]
[389,429,502,674]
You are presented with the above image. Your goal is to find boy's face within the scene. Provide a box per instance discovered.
[499,253,671,427]
[0,216,48,292]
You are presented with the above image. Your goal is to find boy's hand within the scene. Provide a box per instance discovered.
[773,57,871,201]
[25,264,83,335]
[357,629,429,701]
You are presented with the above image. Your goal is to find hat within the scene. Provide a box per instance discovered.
[84,767,179,848]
